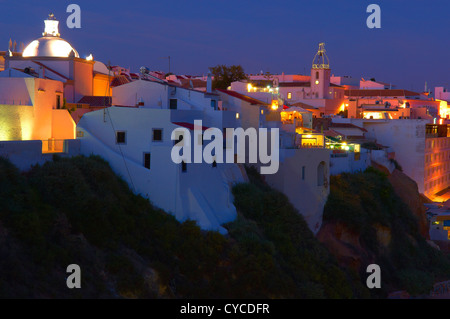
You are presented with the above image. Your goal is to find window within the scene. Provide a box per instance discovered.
[143,153,151,169]
[170,99,178,110]
[316,71,319,80]
[152,129,163,142]
[182,161,187,172]
[174,132,184,146]
[56,95,61,109]
[211,100,216,109]
[116,131,126,144]
[287,92,292,99]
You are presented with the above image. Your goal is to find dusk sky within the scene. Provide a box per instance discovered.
[2,0,449,91]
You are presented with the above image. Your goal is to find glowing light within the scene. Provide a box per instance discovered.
[305,134,313,138]
[438,99,449,119]
[271,100,279,111]
[315,80,319,85]
[247,83,252,92]
[363,111,384,120]
[23,14,80,58]
[86,54,94,61]
[43,16,60,37]
[236,113,240,119]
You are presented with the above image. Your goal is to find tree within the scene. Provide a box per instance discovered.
[209,65,247,90]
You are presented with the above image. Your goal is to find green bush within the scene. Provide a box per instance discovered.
[324,167,450,296]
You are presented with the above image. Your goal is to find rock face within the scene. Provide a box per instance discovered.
[317,222,367,271]
[318,168,430,268]
[387,169,429,239]
[317,167,444,296]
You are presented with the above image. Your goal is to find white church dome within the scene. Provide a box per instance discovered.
[22,14,79,58]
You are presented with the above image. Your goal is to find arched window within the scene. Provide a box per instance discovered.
[317,161,326,186]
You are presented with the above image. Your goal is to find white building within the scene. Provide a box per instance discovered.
[217,88,330,234]
[78,80,246,234]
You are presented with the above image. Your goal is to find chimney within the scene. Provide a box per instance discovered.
[206,72,212,93]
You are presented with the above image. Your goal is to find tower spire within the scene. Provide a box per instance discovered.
[312,43,330,70]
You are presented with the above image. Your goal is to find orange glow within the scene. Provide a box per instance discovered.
[438,99,449,119]
[271,100,279,111]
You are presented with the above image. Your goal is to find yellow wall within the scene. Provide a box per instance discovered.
[0,104,34,140]
[51,109,76,139]
[73,60,94,101]
[93,73,112,96]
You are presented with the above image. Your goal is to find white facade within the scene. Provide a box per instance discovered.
[77,107,246,234]
[264,148,330,234]
[333,118,429,193]
[436,87,450,101]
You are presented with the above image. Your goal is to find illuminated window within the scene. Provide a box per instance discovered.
[287,92,292,99]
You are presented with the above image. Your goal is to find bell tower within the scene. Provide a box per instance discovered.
[310,43,331,99]
[43,13,60,37]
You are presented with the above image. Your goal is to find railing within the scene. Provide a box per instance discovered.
[0,99,32,106]
[42,139,67,153]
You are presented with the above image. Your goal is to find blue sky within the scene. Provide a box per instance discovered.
[2,0,449,91]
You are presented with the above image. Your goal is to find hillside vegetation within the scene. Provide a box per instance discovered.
[0,155,447,298]
[0,155,364,298]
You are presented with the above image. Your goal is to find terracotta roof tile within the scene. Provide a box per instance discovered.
[77,96,112,107]
[216,89,269,106]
